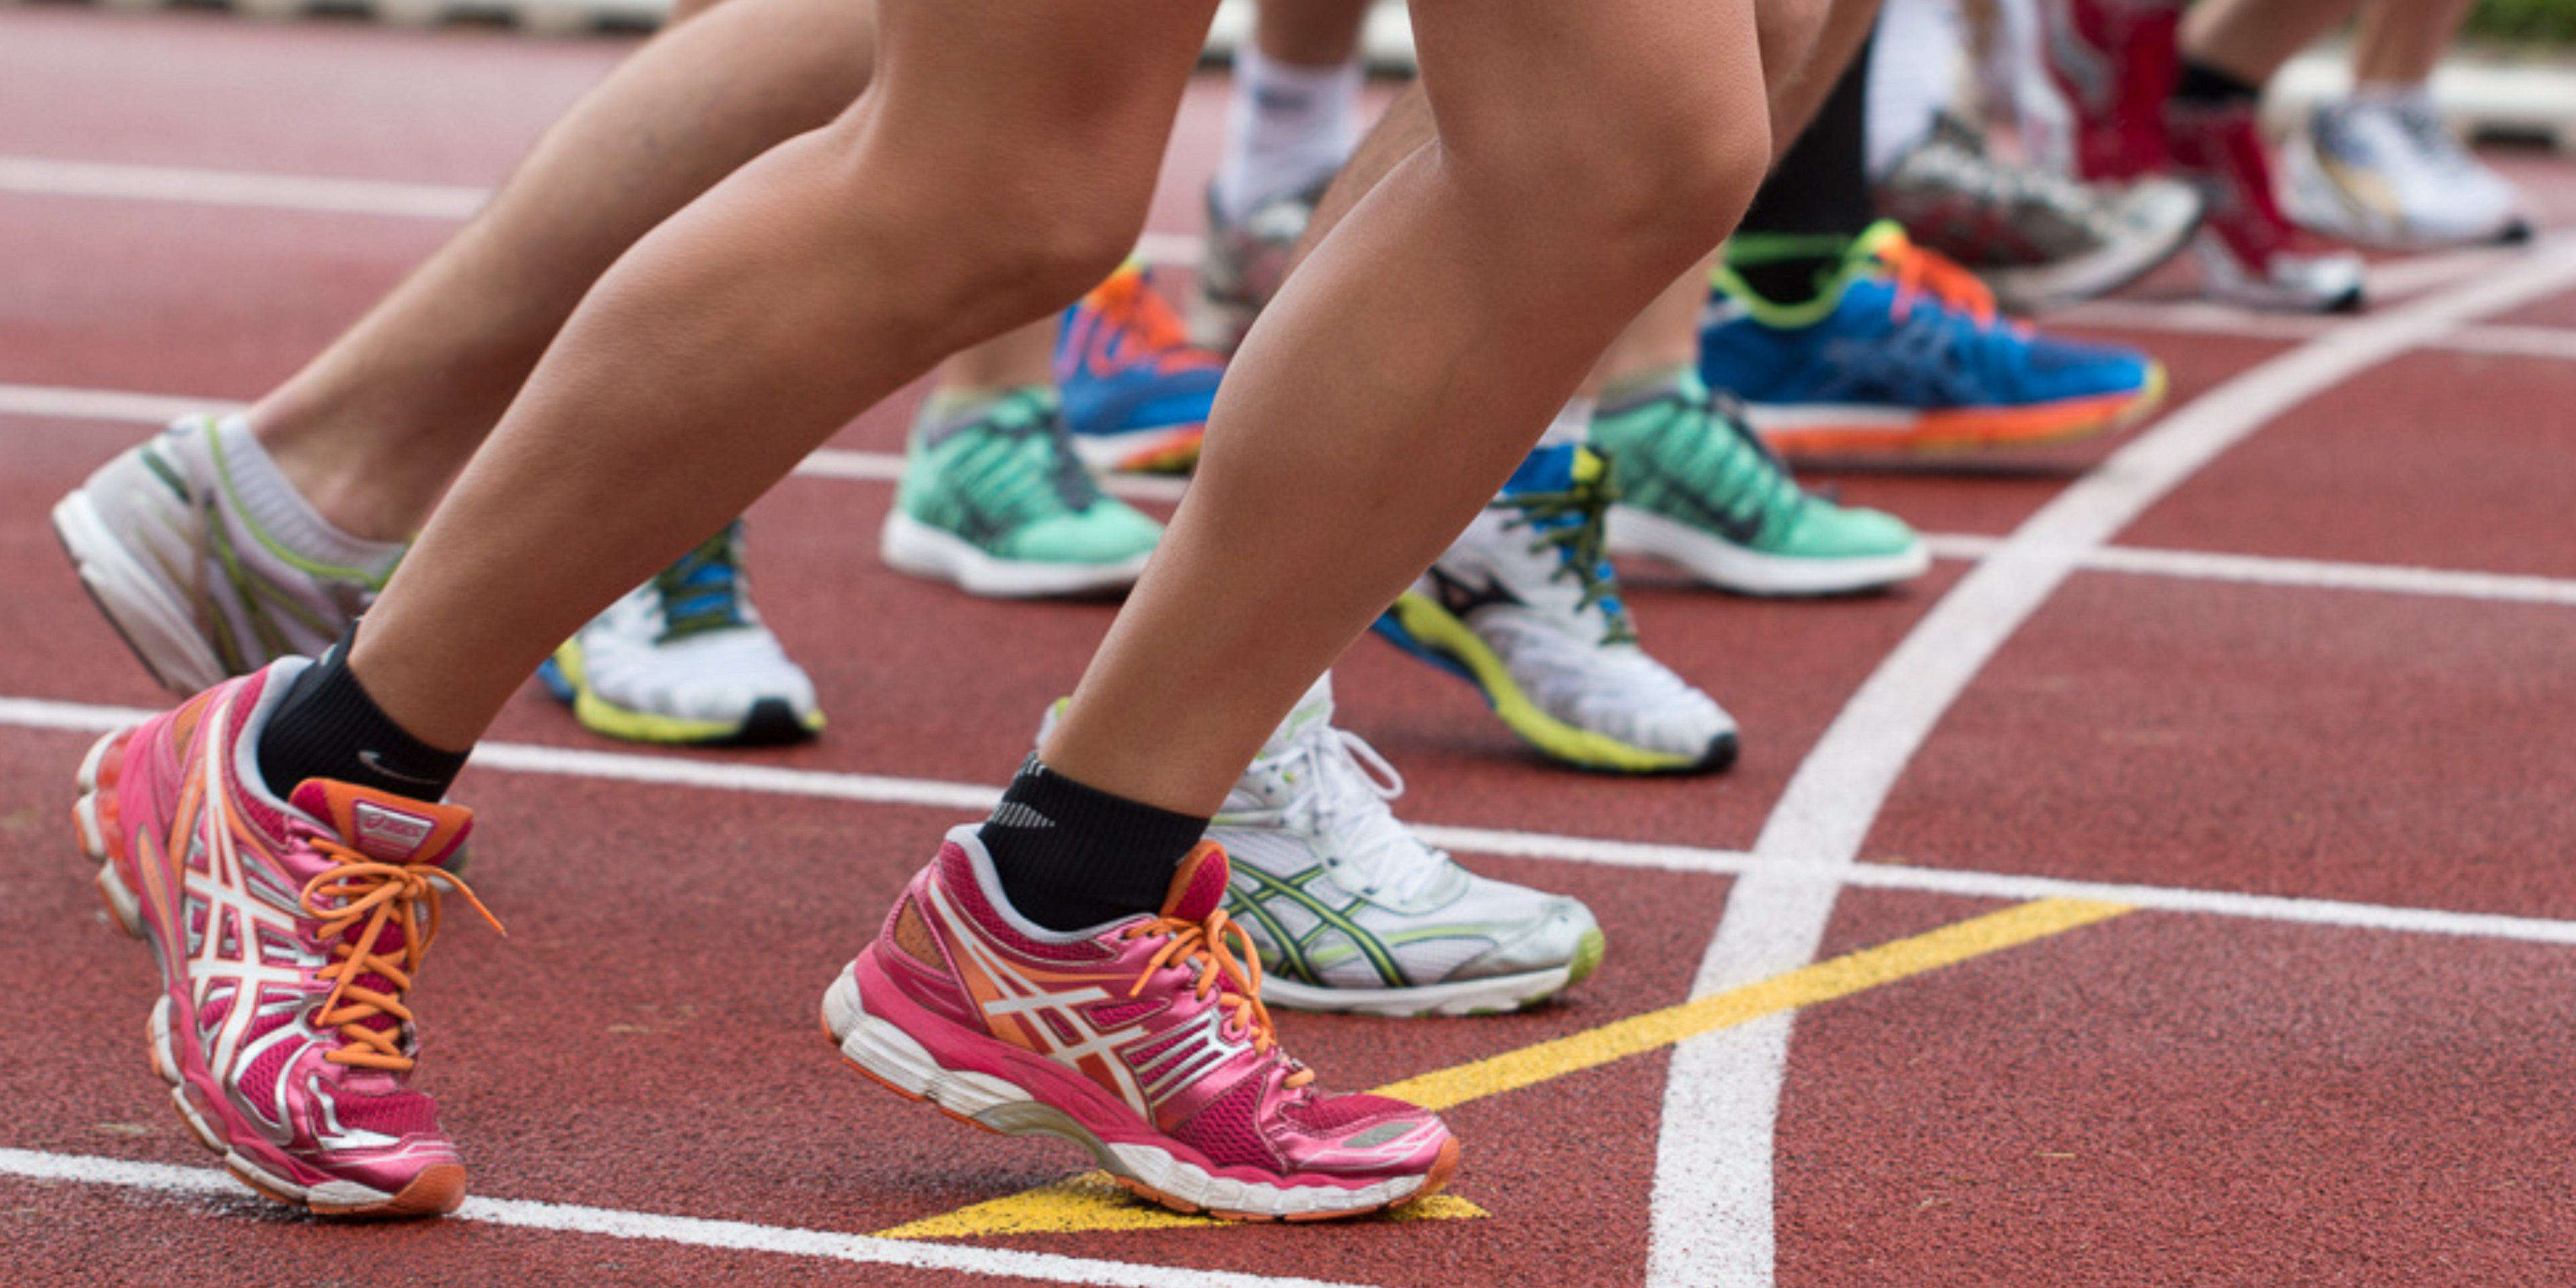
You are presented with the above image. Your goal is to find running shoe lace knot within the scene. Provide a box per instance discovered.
[1882,232,2004,330]
[653,523,752,643]
[1086,266,1218,376]
[299,844,505,1071]
[1503,466,1638,646]
[1122,908,1314,1089]
[1252,721,1443,906]
[973,389,1108,516]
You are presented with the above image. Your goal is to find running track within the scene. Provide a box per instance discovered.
[4,9,2575,1285]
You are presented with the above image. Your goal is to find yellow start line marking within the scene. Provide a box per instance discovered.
[876,897,2133,1239]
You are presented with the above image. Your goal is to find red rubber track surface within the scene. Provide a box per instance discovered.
[4,9,2575,1286]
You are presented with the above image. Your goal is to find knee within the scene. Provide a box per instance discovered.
[1466,87,1771,287]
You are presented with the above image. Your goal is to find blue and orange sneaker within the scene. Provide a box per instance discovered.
[1701,222,2167,456]
[71,661,501,1216]
[1055,264,1226,475]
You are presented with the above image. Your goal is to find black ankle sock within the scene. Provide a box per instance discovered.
[979,755,1208,933]
[2173,60,2260,109]
[256,630,470,802]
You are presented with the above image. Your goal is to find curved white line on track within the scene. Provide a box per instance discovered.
[0,1149,1383,1288]
[1644,236,2576,1288]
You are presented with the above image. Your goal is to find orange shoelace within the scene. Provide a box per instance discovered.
[1882,231,2008,331]
[1088,268,1221,372]
[300,845,505,1071]
[1122,908,1313,1090]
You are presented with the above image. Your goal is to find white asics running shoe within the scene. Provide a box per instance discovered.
[2280,93,2531,252]
[1036,676,1606,1017]
[1375,443,1740,774]
[537,522,823,746]
[52,415,403,695]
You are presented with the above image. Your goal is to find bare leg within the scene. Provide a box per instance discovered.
[934,319,1057,395]
[1301,0,1880,398]
[353,3,1217,749]
[247,0,873,540]
[1044,0,1773,812]
[1257,0,1373,66]
[2179,0,2364,87]
[2349,0,2479,87]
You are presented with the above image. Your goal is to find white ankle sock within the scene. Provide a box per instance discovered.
[210,414,408,574]
[1866,0,1967,180]
[1213,46,1362,223]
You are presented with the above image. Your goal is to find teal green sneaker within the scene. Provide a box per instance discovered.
[879,386,1163,598]
[1589,370,1929,596]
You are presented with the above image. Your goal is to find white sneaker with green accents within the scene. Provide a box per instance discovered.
[1038,676,1605,1018]
[52,414,402,695]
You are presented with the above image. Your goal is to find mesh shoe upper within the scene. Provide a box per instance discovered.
[2165,101,2365,313]
[54,415,402,695]
[1211,676,1603,997]
[2284,96,2528,251]
[81,661,498,1213]
[1704,224,2161,415]
[1379,444,1739,773]
[845,828,1456,1205]
[1590,372,1925,584]
[1055,264,1226,474]
[893,388,1165,566]
[544,521,822,745]
[1191,178,1325,353]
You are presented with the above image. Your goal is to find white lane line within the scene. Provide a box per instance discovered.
[11,389,2571,605]
[0,156,1202,264]
[0,1149,1380,1288]
[1922,535,2576,608]
[1644,236,2576,1288]
[13,694,2576,947]
[0,385,246,425]
[0,156,489,220]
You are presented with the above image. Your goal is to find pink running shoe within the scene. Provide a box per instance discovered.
[70,661,500,1217]
[823,826,1461,1220]
[2166,100,2365,314]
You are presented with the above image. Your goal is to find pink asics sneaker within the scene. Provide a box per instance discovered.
[823,826,1460,1221]
[70,661,499,1217]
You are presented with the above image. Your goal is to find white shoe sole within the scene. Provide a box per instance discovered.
[879,511,1151,599]
[822,965,1441,1220]
[1607,505,1929,596]
[1260,967,1578,1018]
[52,489,226,695]
[1983,207,2201,313]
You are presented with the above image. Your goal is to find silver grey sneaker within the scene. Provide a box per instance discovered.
[1037,677,1607,1017]
[52,415,401,695]
[1877,114,2202,313]
[1189,178,1326,353]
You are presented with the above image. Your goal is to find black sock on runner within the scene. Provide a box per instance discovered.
[1730,30,1878,306]
[2171,59,2261,109]
[257,627,470,802]
[980,755,1208,933]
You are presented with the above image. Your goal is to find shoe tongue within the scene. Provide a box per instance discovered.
[1502,442,1580,497]
[288,781,474,868]
[1258,675,1336,757]
[1160,841,1232,922]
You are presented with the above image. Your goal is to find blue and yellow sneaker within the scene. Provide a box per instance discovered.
[1374,443,1738,775]
[1701,222,2167,455]
[1590,370,1928,596]
[880,385,1163,598]
[1055,264,1226,475]
[539,521,824,746]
